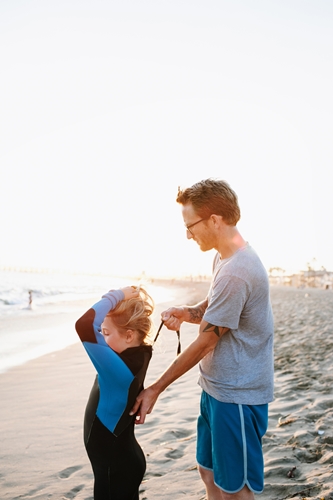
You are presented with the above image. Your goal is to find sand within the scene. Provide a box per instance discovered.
[1,283,333,500]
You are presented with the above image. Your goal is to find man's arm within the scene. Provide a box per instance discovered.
[161,298,208,330]
[130,319,229,423]
[186,298,209,324]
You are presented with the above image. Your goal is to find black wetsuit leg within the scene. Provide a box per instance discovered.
[86,417,146,500]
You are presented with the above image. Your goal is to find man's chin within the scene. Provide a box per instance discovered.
[198,243,210,252]
[197,240,215,252]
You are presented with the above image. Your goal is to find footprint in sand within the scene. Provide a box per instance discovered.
[165,448,184,459]
[61,484,85,499]
[322,436,333,445]
[58,465,83,479]
[162,428,194,442]
[319,399,333,410]
[144,472,163,477]
[294,448,322,463]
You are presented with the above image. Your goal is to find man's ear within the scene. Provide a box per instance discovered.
[210,214,223,227]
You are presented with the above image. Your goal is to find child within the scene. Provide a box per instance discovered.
[75,285,154,500]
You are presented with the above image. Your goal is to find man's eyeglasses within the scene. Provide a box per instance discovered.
[185,218,209,236]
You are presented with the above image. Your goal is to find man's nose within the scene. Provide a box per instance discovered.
[186,229,193,240]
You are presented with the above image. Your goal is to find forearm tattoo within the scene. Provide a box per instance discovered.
[203,323,229,338]
[186,301,207,324]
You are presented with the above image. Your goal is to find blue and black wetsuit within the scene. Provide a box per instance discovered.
[75,290,152,500]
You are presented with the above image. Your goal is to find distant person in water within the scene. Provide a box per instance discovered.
[28,290,33,309]
[75,285,154,500]
[131,179,274,500]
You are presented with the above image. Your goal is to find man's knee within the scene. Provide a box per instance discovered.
[198,465,214,485]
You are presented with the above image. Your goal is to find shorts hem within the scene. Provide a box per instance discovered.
[196,461,213,472]
[213,479,264,495]
[197,463,264,494]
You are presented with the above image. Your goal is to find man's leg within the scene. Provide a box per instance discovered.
[197,394,268,497]
[199,466,254,500]
[198,466,223,500]
[198,465,254,500]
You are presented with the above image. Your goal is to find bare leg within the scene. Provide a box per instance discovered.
[198,467,255,500]
[198,466,223,500]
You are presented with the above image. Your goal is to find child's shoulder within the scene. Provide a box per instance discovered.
[119,344,152,375]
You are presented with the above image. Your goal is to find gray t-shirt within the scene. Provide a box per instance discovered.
[199,243,274,405]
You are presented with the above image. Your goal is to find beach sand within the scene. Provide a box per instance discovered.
[1,283,333,499]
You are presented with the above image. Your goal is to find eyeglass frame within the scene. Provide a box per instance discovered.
[185,217,210,236]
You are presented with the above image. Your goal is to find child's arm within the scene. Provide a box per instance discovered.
[75,289,125,345]
[75,286,139,345]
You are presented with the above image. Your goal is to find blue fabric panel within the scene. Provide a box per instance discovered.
[84,342,134,433]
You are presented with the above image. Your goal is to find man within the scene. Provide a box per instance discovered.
[131,179,274,499]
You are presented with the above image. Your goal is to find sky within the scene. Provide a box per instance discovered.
[1,0,333,278]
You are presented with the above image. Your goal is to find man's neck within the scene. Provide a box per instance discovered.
[216,227,247,260]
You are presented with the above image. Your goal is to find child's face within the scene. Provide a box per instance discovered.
[101,316,128,353]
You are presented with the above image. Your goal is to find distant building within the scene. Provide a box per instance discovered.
[268,268,333,289]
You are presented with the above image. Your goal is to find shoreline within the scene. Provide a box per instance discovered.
[0,279,209,375]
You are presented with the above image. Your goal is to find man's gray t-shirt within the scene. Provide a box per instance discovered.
[199,244,274,405]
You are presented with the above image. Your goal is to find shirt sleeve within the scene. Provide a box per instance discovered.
[203,275,249,330]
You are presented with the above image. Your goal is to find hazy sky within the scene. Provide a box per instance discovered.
[1,0,333,277]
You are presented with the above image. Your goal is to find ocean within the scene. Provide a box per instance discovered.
[0,270,175,373]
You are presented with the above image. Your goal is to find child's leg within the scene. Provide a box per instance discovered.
[107,432,146,499]
[86,417,145,500]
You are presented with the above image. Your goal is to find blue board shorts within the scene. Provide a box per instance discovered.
[196,391,268,494]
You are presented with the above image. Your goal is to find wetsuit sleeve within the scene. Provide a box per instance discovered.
[75,289,125,345]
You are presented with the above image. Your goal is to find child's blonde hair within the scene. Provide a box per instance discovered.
[106,287,154,344]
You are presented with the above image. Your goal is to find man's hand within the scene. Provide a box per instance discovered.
[162,299,208,327]
[161,306,186,331]
[130,384,160,424]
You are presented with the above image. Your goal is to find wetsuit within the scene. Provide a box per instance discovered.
[75,290,152,500]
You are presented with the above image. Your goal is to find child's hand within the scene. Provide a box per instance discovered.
[121,286,140,300]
